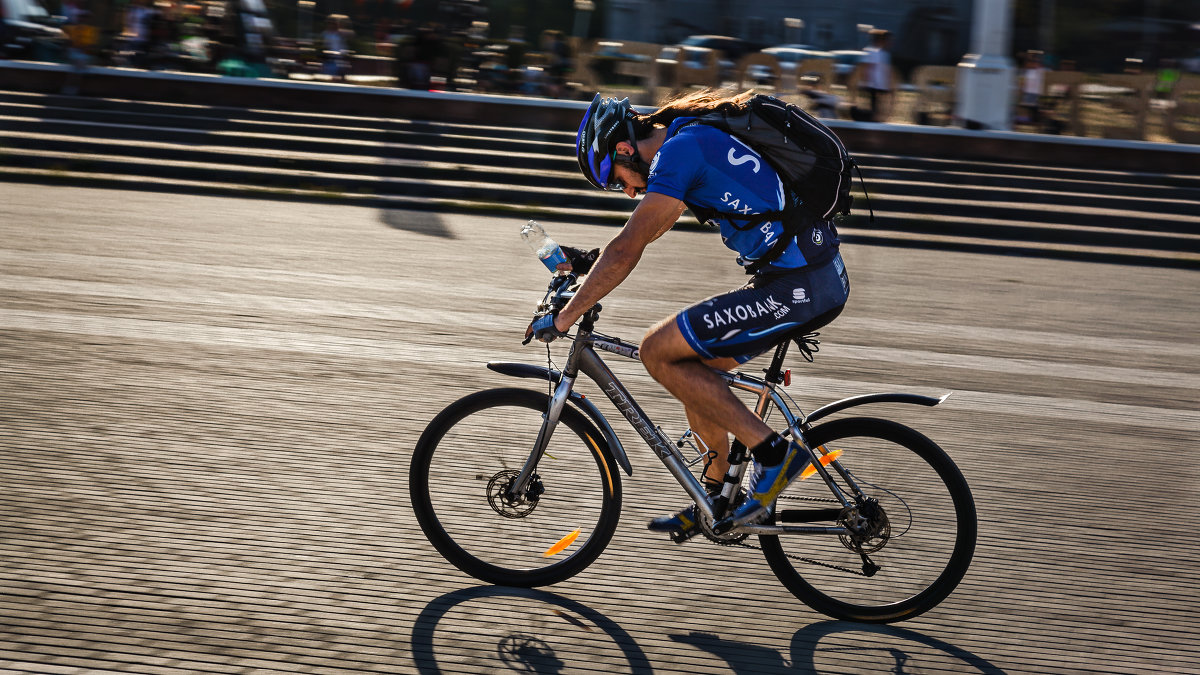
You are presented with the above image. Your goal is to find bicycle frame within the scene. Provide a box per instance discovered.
[490,316,950,538]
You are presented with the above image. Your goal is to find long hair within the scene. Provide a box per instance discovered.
[629,88,755,139]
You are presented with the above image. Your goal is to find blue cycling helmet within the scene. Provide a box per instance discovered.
[576,93,635,190]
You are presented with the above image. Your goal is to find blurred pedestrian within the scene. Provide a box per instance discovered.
[321,14,353,81]
[1155,59,1180,100]
[144,1,177,70]
[409,25,439,90]
[1016,50,1045,127]
[857,28,892,122]
[543,29,570,98]
[120,0,156,67]
[61,0,97,94]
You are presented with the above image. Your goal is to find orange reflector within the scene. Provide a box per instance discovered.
[542,529,581,557]
[800,448,844,480]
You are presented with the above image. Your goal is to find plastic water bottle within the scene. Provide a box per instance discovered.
[520,220,569,273]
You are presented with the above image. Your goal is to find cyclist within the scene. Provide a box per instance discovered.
[529,90,850,538]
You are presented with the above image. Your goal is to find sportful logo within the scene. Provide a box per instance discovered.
[793,287,810,304]
[702,296,789,329]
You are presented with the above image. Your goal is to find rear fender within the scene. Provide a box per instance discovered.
[805,392,952,426]
[487,361,632,476]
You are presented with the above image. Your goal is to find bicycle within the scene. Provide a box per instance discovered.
[410,273,977,623]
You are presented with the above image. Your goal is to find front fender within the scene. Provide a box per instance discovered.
[487,361,562,383]
[805,392,952,426]
[486,361,632,476]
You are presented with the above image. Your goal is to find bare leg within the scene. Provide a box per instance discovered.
[685,406,730,487]
[640,317,774,454]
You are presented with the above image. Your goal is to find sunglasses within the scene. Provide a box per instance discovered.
[602,151,626,191]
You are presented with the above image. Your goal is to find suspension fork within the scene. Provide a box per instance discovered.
[508,335,587,498]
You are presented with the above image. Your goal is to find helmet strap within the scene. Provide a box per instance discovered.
[613,151,651,182]
[617,118,652,180]
[624,118,644,164]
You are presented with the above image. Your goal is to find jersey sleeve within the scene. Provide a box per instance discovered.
[645,134,704,202]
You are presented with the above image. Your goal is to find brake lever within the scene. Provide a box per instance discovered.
[526,273,580,346]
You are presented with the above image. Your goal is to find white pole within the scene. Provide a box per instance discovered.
[955,0,1017,130]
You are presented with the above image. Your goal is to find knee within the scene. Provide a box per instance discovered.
[639,323,686,379]
[639,327,669,372]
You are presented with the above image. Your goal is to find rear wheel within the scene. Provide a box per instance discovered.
[760,417,976,623]
[410,388,622,586]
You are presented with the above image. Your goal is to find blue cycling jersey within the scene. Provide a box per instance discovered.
[647,117,822,271]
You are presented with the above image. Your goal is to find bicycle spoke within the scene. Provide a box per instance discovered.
[411,389,621,586]
[761,418,976,622]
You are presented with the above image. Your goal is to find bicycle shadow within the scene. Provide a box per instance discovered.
[411,585,652,675]
[670,620,1006,674]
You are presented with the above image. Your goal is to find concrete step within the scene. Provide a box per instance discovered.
[3,133,1193,243]
[5,146,1197,259]
[8,89,1200,192]
[7,91,1200,198]
[0,89,574,144]
[2,165,1195,271]
[3,88,1198,266]
[7,119,1194,214]
[4,117,1193,214]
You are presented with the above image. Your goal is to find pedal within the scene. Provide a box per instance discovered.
[669,527,701,544]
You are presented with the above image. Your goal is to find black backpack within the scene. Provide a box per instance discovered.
[688,95,865,272]
[694,94,855,220]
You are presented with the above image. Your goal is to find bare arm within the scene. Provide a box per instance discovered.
[554,192,687,331]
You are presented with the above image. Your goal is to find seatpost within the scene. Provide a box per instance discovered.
[763,339,791,385]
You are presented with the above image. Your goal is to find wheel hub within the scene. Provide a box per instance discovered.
[839,497,891,553]
[486,469,542,518]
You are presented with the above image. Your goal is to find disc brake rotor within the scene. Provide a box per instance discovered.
[486,469,542,518]
[839,497,891,553]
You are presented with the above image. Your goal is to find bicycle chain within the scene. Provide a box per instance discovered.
[713,495,870,577]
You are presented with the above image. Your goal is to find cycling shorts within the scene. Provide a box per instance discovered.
[675,253,849,364]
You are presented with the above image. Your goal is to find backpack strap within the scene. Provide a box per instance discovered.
[676,114,831,274]
[741,202,803,275]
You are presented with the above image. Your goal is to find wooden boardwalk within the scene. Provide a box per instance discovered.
[1,184,1197,674]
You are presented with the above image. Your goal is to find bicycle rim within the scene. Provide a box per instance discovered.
[760,417,977,623]
[411,388,621,586]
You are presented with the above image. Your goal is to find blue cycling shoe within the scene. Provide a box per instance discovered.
[647,503,702,536]
[648,483,718,542]
[727,443,810,525]
[649,482,748,543]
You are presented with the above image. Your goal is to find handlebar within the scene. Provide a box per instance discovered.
[528,273,602,342]
[539,272,577,313]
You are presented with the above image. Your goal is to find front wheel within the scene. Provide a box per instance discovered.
[760,417,977,623]
[409,388,622,587]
